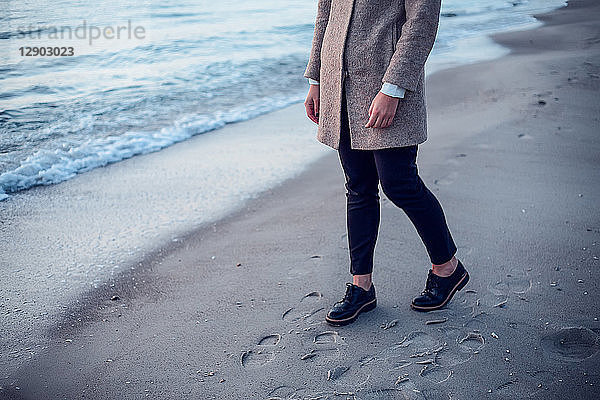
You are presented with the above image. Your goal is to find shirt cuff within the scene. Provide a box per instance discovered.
[380,82,406,98]
[308,78,320,85]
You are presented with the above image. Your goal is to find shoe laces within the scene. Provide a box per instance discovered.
[334,282,355,305]
[343,282,355,302]
[423,270,440,293]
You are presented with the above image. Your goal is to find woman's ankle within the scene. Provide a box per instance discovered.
[352,273,372,291]
[432,256,458,277]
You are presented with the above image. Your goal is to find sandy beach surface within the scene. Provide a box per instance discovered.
[2,0,600,398]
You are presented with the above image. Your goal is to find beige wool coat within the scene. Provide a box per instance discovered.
[304,0,442,150]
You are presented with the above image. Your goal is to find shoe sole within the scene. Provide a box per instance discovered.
[325,298,377,326]
[410,271,470,312]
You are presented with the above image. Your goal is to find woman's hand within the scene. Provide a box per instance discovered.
[365,91,400,128]
[304,84,320,124]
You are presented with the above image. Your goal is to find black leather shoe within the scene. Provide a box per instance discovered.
[326,282,377,326]
[411,259,469,312]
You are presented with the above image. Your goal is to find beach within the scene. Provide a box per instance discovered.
[2,0,600,398]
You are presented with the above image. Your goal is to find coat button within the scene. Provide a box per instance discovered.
[343,70,349,78]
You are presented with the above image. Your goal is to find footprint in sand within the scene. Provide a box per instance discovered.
[462,313,489,331]
[436,349,474,369]
[433,326,481,368]
[379,331,441,355]
[300,331,345,363]
[457,331,485,352]
[413,330,483,385]
[282,291,326,325]
[313,330,344,345]
[323,329,474,393]
[447,290,479,316]
[302,330,374,390]
[282,306,325,325]
[396,331,443,353]
[488,267,532,296]
[240,333,282,368]
[417,363,454,385]
[540,326,600,361]
[324,363,372,390]
[379,327,485,386]
[367,331,443,373]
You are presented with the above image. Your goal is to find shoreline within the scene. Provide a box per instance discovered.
[3,0,600,398]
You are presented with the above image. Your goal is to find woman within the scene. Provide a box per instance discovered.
[303,0,469,326]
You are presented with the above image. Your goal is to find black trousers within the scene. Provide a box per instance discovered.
[338,85,457,275]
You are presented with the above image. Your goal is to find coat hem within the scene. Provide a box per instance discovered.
[316,134,428,151]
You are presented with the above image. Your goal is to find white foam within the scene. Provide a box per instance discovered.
[0,92,305,200]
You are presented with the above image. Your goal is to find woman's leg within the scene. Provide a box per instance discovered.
[325,87,380,326]
[371,145,469,312]
[337,88,380,280]
[372,145,457,267]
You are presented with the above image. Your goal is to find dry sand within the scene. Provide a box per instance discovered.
[2,0,600,398]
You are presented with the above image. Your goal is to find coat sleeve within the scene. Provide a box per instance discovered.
[382,0,442,92]
[304,0,333,82]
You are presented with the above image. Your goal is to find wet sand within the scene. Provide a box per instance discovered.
[3,0,600,398]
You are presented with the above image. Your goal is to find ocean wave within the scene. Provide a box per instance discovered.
[0,91,304,201]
